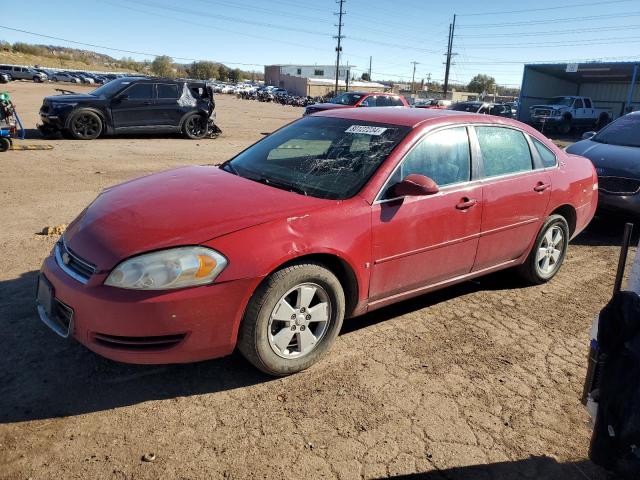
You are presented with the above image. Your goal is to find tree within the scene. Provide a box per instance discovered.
[189,61,219,80]
[360,72,370,81]
[467,74,496,95]
[216,65,229,81]
[228,68,242,83]
[151,55,174,77]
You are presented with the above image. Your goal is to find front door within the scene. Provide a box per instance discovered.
[369,126,483,301]
[111,83,156,129]
[471,126,551,271]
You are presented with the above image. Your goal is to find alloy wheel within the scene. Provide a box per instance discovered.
[72,114,100,139]
[268,283,331,359]
[535,225,565,277]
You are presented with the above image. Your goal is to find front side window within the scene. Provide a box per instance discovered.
[382,127,471,198]
[224,117,410,200]
[574,98,584,109]
[476,127,532,178]
[361,96,377,107]
[157,83,180,99]
[124,83,154,100]
[532,138,557,168]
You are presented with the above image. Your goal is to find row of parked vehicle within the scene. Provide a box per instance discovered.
[0,64,133,85]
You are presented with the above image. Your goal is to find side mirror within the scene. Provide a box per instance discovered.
[392,174,439,197]
[115,94,129,103]
[582,131,597,140]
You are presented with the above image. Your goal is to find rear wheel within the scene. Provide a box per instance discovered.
[518,214,570,284]
[69,110,103,140]
[182,114,208,139]
[238,262,345,376]
[557,117,572,135]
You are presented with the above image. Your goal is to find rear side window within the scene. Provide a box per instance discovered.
[584,98,592,108]
[157,84,180,99]
[124,83,154,100]
[476,127,532,178]
[384,127,471,197]
[532,138,557,168]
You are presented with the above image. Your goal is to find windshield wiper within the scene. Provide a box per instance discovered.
[251,176,308,196]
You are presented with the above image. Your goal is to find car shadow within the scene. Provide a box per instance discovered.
[378,456,608,480]
[573,214,639,247]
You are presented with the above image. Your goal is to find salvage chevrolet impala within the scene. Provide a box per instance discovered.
[37,108,598,375]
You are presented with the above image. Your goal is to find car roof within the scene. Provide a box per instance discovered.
[346,91,397,96]
[314,106,523,129]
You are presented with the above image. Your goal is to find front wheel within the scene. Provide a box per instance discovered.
[182,114,208,139]
[238,263,345,376]
[0,137,11,152]
[518,214,570,284]
[69,110,103,140]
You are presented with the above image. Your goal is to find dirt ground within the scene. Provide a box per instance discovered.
[0,81,637,480]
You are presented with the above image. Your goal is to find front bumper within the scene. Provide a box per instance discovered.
[39,112,65,130]
[38,252,259,364]
[598,191,640,217]
[531,116,562,126]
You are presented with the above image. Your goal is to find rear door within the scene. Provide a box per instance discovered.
[154,83,183,126]
[111,83,156,128]
[369,126,483,300]
[471,125,551,271]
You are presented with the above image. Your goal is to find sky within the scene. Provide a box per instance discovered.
[2,0,640,87]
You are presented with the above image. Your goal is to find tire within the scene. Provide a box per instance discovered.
[557,117,572,135]
[68,110,103,140]
[238,262,345,376]
[597,113,610,130]
[0,137,11,152]
[33,76,42,83]
[182,113,208,140]
[518,214,570,284]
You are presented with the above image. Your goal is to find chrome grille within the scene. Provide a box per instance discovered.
[533,109,551,116]
[598,176,640,196]
[55,239,96,283]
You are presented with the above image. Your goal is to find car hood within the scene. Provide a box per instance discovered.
[531,104,566,110]
[64,166,330,270]
[566,140,640,178]
[45,94,96,103]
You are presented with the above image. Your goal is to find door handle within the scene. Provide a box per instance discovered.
[534,182,551,192]
[456,198,478,210]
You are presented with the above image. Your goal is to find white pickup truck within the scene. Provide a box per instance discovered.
[530,96,612,134]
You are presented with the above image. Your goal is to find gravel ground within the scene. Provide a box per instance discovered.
[1,81,635,480]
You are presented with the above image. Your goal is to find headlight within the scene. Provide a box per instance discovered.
[104,246,228,290]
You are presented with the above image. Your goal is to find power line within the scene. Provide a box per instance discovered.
[458,10,640,28]
[458,0,631,16]
[456,24,640,38]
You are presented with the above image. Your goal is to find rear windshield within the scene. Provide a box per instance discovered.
[450,103,482,112]
[223,116,411,199]
[592,114,640,148]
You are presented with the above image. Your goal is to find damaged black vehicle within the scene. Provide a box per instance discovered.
[38,77,218,140]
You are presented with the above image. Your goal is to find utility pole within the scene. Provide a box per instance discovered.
[368,55,372,81]
[426,72,432,92]
[443,14,456,99]
[334,0,346,95]
[410,61,419,94]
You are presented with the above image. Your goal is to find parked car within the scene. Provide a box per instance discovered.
[52,72,81,83]
[449,101,513,118]
[566,112,640,217]
[414,99,452,109]
[304,91,408,116]
[530,96,612,134]
[0,65,47,82]
[38,77,215,140]
[36,108,598,375]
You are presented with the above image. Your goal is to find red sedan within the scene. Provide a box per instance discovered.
[37,108,598,375]
[303,91,408,116]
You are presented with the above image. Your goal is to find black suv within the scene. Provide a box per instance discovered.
[38,77,215,140]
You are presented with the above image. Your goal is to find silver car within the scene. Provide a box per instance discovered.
[0,65,47,82]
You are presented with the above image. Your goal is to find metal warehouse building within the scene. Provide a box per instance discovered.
[518,61,640,123]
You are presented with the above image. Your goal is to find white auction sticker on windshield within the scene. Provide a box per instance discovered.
[345,125,388,135]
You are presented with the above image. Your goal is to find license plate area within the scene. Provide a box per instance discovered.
[36,274,74,338]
